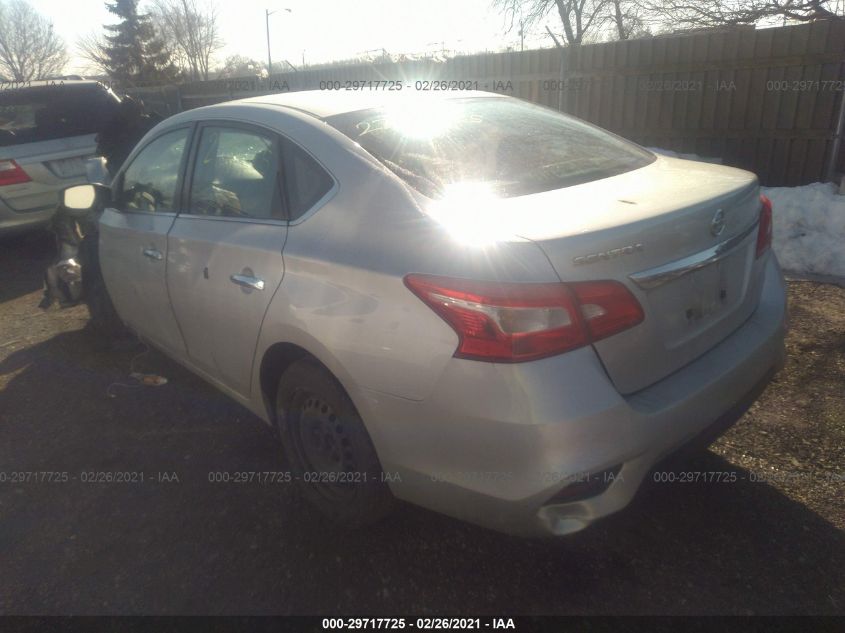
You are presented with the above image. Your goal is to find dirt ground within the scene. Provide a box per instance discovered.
[0,230,843,615]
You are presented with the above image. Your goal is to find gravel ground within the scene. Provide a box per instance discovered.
[0,231,843,615]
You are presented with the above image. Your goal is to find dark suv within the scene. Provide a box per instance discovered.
[0,80,121,236]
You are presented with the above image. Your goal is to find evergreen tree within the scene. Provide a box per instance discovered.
[101,0,180,87]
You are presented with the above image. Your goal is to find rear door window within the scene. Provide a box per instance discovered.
[188,126,282,219]
[281,139,334,220]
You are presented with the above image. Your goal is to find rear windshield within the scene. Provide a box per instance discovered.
[327,97,654,198]
[0,84,121,147]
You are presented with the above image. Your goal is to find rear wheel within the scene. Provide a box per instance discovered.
[275,359,393,528]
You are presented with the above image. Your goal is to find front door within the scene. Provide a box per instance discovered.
[99,126,192,356]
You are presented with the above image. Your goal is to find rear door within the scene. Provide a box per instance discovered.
[166,123,285,396]
[167,121,336,396]
[99,126,192,356]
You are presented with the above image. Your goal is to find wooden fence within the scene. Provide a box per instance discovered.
[128,20,845,187]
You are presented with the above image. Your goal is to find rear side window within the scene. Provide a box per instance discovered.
[326,97,654,198]
[119,128,189,213]
[188,126,281,219]
[281,139,333,220]
[0,84,121,147]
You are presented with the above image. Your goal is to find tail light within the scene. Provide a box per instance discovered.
[756,194,773,258]
[404,275,643,363]
[0,160,32,187]
[569,281,646,342]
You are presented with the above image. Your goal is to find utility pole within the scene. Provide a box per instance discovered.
[265,7,292,77]
[266,9,272,76]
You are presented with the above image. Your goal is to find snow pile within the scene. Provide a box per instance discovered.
[762,182,845,278]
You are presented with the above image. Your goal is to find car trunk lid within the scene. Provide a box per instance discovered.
[0,134,97,212]
[429,155,767,394]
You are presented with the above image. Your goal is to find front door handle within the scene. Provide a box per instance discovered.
[230,274,265,291]
[142,248,163,261]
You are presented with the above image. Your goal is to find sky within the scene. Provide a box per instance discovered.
[29,0,556,75]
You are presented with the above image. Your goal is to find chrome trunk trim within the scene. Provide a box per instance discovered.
[629,220,759,290]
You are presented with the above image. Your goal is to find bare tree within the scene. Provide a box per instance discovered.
[638,0,842,30]
[494,0,612,45]
[0,0,68,81]
[77,32,110,75]
[217,54,266,78]
[151,0,223,81]
[610,0,650,38]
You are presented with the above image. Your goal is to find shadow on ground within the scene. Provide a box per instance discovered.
[0,231,55,304]
[0,326,842,615]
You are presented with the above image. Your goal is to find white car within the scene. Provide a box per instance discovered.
[64,90,787,536]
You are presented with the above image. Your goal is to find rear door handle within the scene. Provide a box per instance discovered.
[230,274,265,291]
[142,248,163,261]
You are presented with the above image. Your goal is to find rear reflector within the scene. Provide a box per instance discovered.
[756,194,773,258]
[569,281,645,342]
[404,275,643,363]
[0,160,32,187]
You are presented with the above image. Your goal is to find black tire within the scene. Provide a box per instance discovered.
[275,359,393,528]
[79,234,127,339]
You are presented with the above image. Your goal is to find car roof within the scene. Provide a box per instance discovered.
[0,79,116,99]
[1,79,104,89]
[230,89,507,119]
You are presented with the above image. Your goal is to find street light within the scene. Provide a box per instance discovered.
[266,7,292,76]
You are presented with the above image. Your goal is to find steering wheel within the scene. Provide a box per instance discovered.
[126,184,163,212]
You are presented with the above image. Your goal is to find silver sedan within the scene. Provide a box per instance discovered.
[63,90,787,536]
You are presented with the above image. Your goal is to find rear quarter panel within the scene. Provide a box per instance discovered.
[242,105,560,417]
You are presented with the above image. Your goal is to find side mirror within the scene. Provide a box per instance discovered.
[61,183,111,215]
[62,184,97,210]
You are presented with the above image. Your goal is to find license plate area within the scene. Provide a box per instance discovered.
[684,259,726,323]
[649,245,752,349]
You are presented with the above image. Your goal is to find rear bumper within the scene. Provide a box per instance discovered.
[0,197,55,236]
[357,254,787,536]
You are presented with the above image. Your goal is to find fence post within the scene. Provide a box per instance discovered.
[827,87,845,184]
[557,47,566,112]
